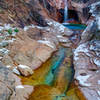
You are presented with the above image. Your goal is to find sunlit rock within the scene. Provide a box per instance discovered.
[12,67,21,75]
[17,65,33,76]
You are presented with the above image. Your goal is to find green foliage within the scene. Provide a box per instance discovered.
[8,29,12,35]
[14,28,19,33]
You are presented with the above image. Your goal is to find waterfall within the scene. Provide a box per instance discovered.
[43,0,46,9]
[64,0,68,22]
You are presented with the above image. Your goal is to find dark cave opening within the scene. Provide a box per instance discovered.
[68,10,79,22]
[58,9,80,23]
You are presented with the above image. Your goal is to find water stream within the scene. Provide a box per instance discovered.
[20,46,86,100]
[43,0,47,10]
[63,23,87,30]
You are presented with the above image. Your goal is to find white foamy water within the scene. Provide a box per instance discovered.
[64,0,68,22]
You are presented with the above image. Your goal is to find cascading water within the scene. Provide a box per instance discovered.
[64,0,68,22]
[43,0,46,10]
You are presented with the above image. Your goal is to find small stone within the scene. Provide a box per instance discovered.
[0,48,9,56]
[0,41,9,47]
[17,65,33,76]
[13,67,21,75]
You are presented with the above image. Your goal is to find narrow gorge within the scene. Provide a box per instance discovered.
[0,0,100,100]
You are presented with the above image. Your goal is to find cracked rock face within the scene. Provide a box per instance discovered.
[74,2,100,100]
[0,62,15,100]
[74,40,100,100]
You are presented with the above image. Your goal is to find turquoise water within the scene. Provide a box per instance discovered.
[45,47,65,85]
[63,23,87,30]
